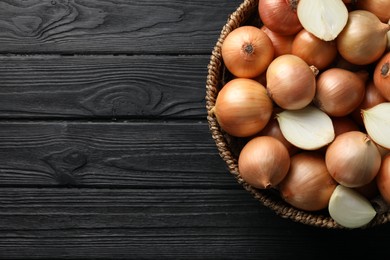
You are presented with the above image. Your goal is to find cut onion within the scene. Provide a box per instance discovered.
[297,0,348,41]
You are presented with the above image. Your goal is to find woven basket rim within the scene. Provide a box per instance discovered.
[205,0,390,229]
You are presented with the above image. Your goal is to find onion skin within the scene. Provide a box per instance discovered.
[221,26,274,78]
[279,152,337,211]
[325,131,382,188]
[376,154,390,204]
[258,0,302,36]
[262,26,294,58]
[314,68,367,117]
[356,0,390,23]
[292,29,338,70]
[213,78,273,137]
[337,10,390,65]
[266,54,316,110]
[238,136,290,189]
[373,51,390,101]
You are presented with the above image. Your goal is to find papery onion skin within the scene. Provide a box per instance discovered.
[337,10,390,65]
[262,26,294,58]
[279,152,337,211]
[266,54,316,110]
[238,136,290,189]
[356,0,390,23]
[221,26,274,78]
[373,51,390,101]
[258,0,302,36]
[213,78,273,137]
[292,29,338,70]
[314,68,367,117]
[376,154,390,204]
[325,131,382,188]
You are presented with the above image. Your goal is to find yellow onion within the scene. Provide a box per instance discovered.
[292,29,338,70]
[238,136,290,189]
[221,26,274,78]
[328,185,377,228]
[325,131,382,188]
[266,54,316,110]
[279,152,337,211]
[373,51,390,101]
[258,0,302,36]
[356,0,390,23]
[337,10,390,65]
[212,78,273,137]
[314,68,367,117]
[376,154,390,204]
[261,26,295,58]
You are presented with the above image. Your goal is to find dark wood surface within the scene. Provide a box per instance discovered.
[1,0,390,259]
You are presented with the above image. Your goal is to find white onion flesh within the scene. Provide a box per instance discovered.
[297,0,348,41]
[362,102,390,149]
[276,105,335,150]
[328,185,377,228]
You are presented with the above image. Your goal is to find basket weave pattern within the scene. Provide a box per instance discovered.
[205,0,390,228]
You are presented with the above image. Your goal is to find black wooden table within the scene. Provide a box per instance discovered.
[1,0,390,259]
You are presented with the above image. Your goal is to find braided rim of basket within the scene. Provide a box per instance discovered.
[205,0,390,229]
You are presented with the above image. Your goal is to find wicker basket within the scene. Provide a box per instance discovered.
[205,0,390,228]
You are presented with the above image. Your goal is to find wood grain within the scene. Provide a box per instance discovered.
[1,187,390,259]
[0,120,234,188]
[0,0,242,54]
[0,55,209,118]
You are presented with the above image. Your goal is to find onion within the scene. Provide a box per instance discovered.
[261,26,294,58]
[266,54,316,110]
[373,51,390,101]
[314,68,367,117]
[328,185,377,228]
[258,0,302,36]
[376,154,390,204]
[221,26,274,78]
[212,78,273,137]
[292,29,338,70]
[279,152,337,211]
[356,0,390,23]
[297,0,349,41]
[362,102,390,149]
[238,136,290,189]
[257,117,299,156]
[276,105,335,150]
[337,10,390,65]
[325,131,382,188]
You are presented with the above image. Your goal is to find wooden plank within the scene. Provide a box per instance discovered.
[1,188,390,259]
[0,55,209,118]
[0,120,235,188]
[0,0,243,54]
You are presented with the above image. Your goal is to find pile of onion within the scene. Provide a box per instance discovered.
[211,0,390,229]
